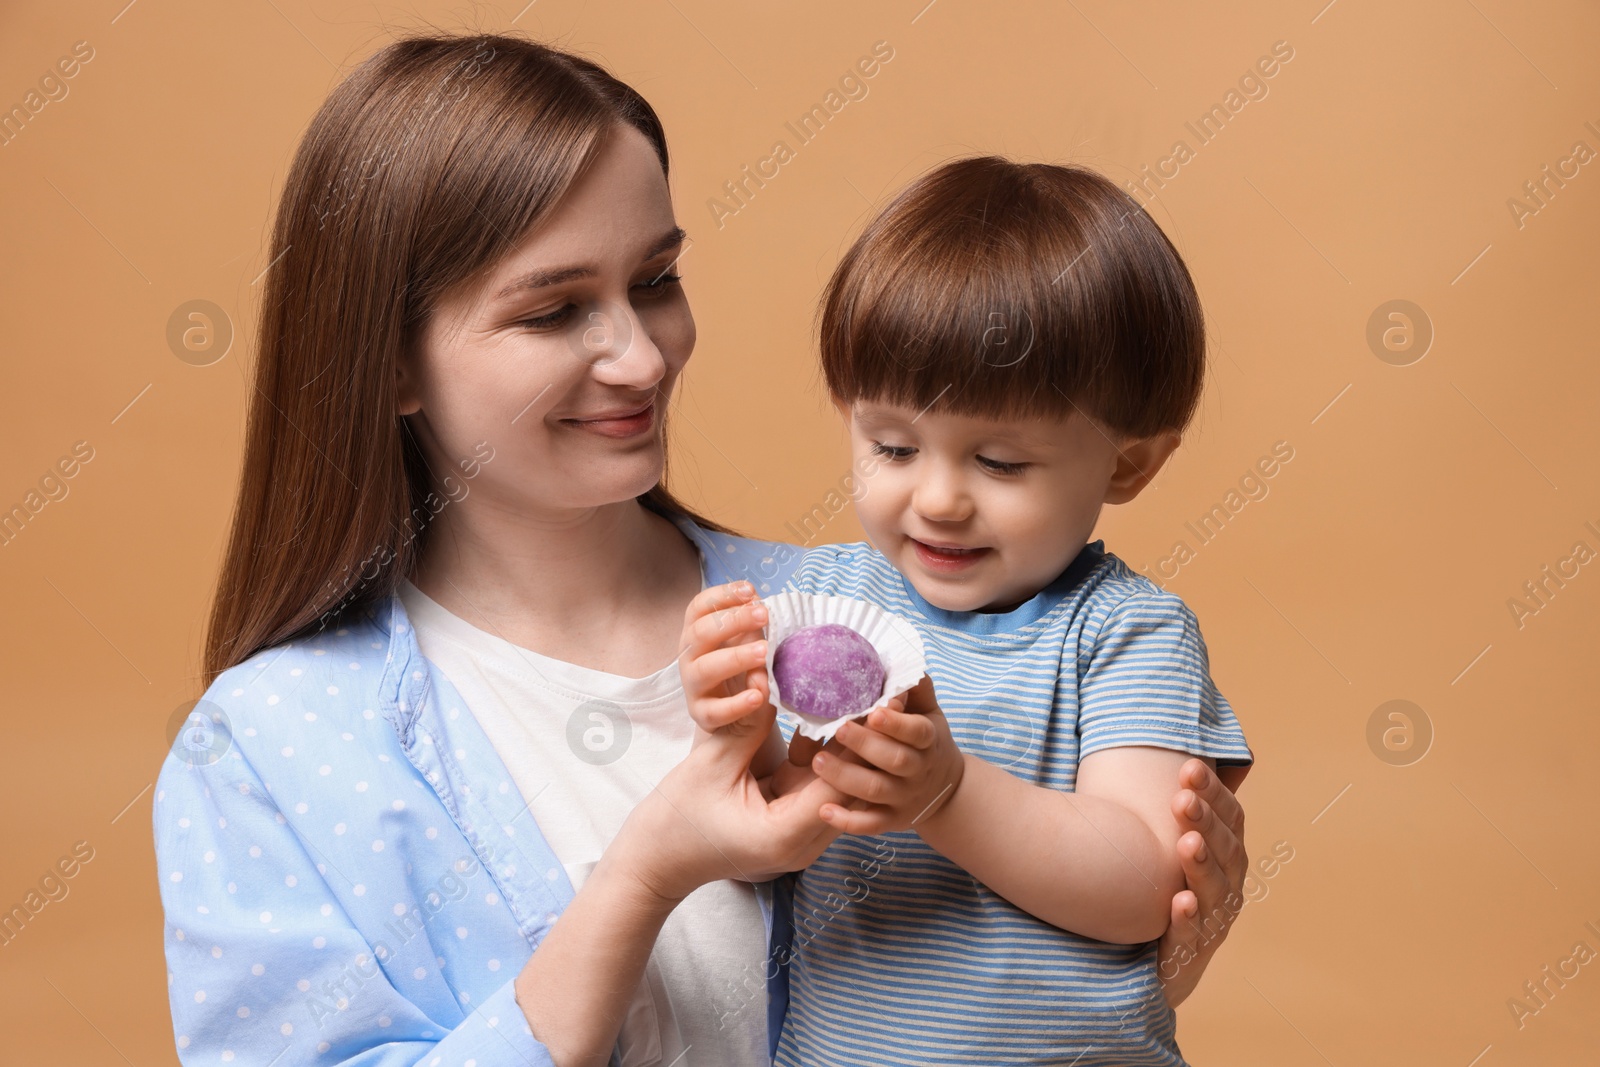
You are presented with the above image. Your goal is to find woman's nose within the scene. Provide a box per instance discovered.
[572,299,665,389]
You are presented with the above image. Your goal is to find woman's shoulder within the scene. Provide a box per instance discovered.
[670,513,815,594]
[170,602,405,781]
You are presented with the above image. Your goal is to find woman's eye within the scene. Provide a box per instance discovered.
[519,304,577,330]
[633,271,683,298]
[870,442,915,460]
[977,455,1028,475]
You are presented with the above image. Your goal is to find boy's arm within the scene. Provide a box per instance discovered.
[809,681,1186,944]
[914,741,1189,944]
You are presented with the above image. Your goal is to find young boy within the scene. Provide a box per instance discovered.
[683,156,1253,1065]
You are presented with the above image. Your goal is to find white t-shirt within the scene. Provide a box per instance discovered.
[398,577,771,1067]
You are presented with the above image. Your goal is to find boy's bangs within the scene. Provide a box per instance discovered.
[818,156,1206,439]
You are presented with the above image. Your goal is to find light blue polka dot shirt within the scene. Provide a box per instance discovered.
[153,514,807,1066]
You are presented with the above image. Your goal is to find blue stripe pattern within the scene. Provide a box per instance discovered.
[773,539,1252,1066]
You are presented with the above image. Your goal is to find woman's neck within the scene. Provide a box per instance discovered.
[408,497,703,676]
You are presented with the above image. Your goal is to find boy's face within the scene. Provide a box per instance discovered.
[839,398,1171,613]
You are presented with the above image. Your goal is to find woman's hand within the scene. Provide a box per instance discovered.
[680,582,771,734]
[626,687,851,903]
[679,581,792,780]
[518,649,850,1066]
[1156,759,1249,1008]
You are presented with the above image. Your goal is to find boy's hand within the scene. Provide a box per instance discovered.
[810,676,965,835]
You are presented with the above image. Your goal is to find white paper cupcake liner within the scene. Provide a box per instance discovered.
[760,591,927,743]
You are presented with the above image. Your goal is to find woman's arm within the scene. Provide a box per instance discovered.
[516,692,850,1065]
[154,737,557,1066]
[1157,758,1250,1008]
[513,832,682,1067]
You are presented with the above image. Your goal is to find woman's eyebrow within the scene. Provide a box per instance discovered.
[492,226,687,302]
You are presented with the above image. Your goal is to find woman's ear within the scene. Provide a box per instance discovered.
[1104,430,1181,505]
[396,349,423,416]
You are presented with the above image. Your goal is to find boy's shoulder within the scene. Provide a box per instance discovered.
[1083,546,1200,614]
[786,539,900,596]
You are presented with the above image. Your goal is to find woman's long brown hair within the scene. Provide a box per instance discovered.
[204,32,726,687]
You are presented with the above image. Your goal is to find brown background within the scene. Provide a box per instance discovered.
[2,0,1597,1063]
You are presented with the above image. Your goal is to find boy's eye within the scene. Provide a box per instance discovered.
[870,441,915,461]
[976,455,1029,475]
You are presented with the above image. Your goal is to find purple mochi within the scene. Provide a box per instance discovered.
[772,623,887,720]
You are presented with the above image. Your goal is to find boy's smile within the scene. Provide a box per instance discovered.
[840,398,1179,613]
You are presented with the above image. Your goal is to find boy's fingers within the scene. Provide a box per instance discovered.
[866,707,936,749]
[833,719,916,776]
[788,732,823,767]
[898,675,939,715]
[813,749,895,804]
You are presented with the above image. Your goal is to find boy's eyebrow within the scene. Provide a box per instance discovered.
[854,402,1067,449]
[491,226,687,301]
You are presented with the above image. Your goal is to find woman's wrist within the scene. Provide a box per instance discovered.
[605,789,708,908]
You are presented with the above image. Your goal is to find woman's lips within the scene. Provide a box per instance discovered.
[561,401,655,439]
[910,537,991,573]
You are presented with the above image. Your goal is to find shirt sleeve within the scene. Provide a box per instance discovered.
[1077,590,1253,766]
[153,736,555,1066]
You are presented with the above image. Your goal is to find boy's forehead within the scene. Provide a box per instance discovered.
[850,398,1079,445]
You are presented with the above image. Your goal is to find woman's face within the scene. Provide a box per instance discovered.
[398,125,694,521]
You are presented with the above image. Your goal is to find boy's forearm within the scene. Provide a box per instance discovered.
[915,752,1183,944]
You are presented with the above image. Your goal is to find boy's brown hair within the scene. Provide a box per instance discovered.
[818,156,1206,439]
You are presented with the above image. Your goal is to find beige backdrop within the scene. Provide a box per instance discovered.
[2,0,1597,1063]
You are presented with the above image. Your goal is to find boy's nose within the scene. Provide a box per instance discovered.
[911,468,974,523]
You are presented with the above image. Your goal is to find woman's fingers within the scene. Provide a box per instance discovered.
[1180,758,1245,840]
[682,580,757,627]
[1162,889,1202,959]
[693,688,767,731]
[819,801,893,836]
[683,640,768,699]
[697,700,777,773]
[682,590,768,659]
[1174,820,1236,921]
[1173,784,1245,887]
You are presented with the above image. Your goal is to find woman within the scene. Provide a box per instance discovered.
[154,32,1249,1067]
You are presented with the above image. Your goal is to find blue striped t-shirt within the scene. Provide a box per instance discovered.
[773,539,1253,1067]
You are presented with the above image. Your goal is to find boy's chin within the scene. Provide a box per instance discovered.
[902,571,999,613]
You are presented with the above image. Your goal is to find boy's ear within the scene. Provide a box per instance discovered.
[1104,430,1181,505]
